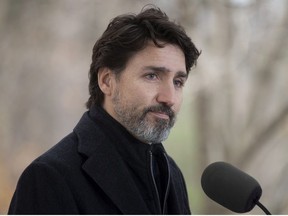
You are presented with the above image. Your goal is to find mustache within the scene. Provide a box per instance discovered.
[144,104,175,120]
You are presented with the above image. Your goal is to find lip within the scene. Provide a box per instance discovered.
[149,111,170,120]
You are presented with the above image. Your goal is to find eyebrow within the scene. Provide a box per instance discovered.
[143,66,188,79]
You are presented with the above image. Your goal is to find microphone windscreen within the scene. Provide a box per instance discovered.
[201,161,262,213]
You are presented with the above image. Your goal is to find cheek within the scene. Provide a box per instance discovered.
[174,93,183,113]
[116,85,148,107]
[132,90,154,107]
[127,84,155,102]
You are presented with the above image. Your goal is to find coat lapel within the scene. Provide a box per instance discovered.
[74,112,150,214]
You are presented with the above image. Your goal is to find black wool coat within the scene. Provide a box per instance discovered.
[8,106,191,214]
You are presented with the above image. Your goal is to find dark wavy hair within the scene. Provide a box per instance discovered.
[86,6,200,109]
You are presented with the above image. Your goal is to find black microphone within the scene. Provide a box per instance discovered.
[201,161,271,214]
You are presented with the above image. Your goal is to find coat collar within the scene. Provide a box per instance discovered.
[74,108,150,214]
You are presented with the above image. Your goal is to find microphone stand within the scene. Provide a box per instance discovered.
[256,201,271,215]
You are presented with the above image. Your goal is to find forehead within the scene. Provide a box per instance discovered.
[125,42,186,74]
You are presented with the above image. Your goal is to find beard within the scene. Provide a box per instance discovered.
[112,90,176,144]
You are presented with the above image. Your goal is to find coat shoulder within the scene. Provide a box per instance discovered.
[8,133,81,214]
[35,132,82,171]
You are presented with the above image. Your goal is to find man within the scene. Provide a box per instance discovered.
[8,6,200,214]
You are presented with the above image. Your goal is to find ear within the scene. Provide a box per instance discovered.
[98,67,115,96]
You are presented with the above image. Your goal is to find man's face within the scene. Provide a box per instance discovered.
[103,42,187,144]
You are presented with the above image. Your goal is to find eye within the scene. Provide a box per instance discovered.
[145,73,158,80]
[174,79,185,88]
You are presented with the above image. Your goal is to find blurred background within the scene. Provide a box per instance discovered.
[1,0,288,214]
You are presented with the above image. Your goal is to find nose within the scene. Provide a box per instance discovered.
[156,82,177,107]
